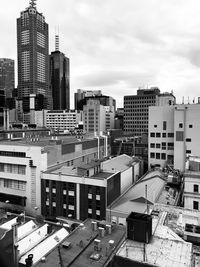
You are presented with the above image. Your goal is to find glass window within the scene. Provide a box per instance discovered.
[161,153,166,160]
[179,123,183,128]
[193,201,199,210]
[156,153,160,159]
[150,153,155,158]
[194,184,199,193]
[163,121,167,130]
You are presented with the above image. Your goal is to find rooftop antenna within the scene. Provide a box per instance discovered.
[55,26,60,51]
[29,0,37,8]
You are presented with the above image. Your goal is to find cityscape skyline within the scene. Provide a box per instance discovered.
[1,0,200,107]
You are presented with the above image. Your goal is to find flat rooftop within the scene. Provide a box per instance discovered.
[102,154,133,173]
[36,219,126,267]
[117,237,192,267]
[0,135,97,148]
[116,209,193,267]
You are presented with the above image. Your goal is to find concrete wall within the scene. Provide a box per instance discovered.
[148,106,174,169]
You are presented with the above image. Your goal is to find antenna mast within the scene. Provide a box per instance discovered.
[29,0,37,8]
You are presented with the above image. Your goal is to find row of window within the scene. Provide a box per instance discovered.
[0,163,26,175]
[150,152,167,160]
[150,142,174,149]
[0,151,26,158]
[0,178,26,191]
[150,132,174,138]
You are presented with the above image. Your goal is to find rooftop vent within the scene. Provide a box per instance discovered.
[94,239,101,251]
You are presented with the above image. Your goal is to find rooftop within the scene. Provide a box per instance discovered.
[102,154,134,173]
[116,209,193,267]
[36,219,126,267]
[0,135,100,148]
[117,236,192,267]
[110,170,166,215]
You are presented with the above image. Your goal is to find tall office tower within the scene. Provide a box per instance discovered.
[17,0,51,109]
[0,58,15,98]
[49,35,70,110]
[123,87,175,136]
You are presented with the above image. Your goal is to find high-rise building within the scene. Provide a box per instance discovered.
[83,99,115,134]
[0,58,15,98]
[17,0,51,109]
[49,35,70,110]
[123,87,175,136]
[74,89,102,110]
[148,104,200,171]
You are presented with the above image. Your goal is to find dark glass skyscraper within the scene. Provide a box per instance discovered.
[50,46,70,110]
[0,58,15,98]
[17,0,51,109]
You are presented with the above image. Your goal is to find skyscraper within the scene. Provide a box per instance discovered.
[17,0,51,109]
[49,35,70,110]
[0,58,15,98]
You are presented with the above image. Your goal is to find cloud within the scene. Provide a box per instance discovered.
[2,0,200,108]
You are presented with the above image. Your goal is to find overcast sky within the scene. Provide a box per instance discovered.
[1,0,200,107]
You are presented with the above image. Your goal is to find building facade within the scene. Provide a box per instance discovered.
[83,99,115,134]
[0,58,15,98]
[123,87,175,136]
[184,157,200,211]
[41,155,137,221]
[149,104,200,171]
[17,0,51,109]
[49,50,70,110]
[74,89,102,110]
[46,110,82,131]
[0,135,110,215]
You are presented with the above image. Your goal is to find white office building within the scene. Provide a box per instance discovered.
[149,104,200,171]
[46,110,82,131]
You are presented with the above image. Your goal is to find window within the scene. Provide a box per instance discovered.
[186,150,191,154]
[163,121,167,130]
[189,124,193,128]
[154,125,157,128]
[162,133,166,138]
[156,144,161,148]
[150,152,155,158]
[162,142,166,150]
[156,133,161,138]
[179,123,183,128]
[168,143,174,150]
[156,153,160,159]
[161,153,166,160]
[176,131,183,141]
[150,132,155,137]
[186,138,191,142]
[194,184,199,193]
[168,133,174,138]
[193,201,199,210]
[150,143,155,148]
